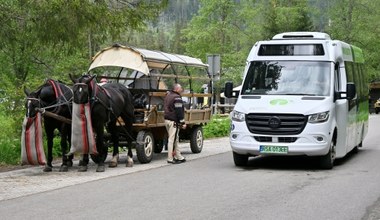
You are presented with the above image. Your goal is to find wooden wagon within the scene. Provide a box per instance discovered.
[88,44,212,163]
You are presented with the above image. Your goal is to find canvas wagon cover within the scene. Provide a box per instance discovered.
[88,44,208,75]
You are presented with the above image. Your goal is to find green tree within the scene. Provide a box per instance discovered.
[0,0,168,165]
[326,0,380,80]
[0,0,168,111]
[261,0,315,39]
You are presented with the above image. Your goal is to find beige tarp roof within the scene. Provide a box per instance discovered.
[88,44,208,75]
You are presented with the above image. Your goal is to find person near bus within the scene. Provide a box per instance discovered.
[164,83,187,164]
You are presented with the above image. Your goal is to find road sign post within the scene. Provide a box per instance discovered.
[207,54,220,115]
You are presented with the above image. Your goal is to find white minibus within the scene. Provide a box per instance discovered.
[225,32,369,169]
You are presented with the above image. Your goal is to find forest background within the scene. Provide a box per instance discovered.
[1,0,379,164]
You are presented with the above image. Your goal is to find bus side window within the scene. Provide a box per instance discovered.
[334,62,340,92]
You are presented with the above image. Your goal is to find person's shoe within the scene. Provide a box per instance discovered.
[174,158,186,163]
[167,160,180,164]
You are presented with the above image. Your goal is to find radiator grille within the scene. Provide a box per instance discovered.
[246,113,307,135]
[254,136,298,143]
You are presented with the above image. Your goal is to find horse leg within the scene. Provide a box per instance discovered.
[44,127,54,172]
[124,117,134,167]
[78,154,89,172]
[59,124,69,172]
[126,145,134,167]
[95,124,106,172]
[108,121,119,168]
[66,124,73,167]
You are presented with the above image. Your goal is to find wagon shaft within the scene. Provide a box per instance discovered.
[36,108,72,124]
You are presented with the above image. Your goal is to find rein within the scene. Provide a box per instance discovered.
[28,80,73,118]
[46,80,73,115]
[75,79,135,141]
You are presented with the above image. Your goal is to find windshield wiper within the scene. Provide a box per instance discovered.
[280,93,317,96]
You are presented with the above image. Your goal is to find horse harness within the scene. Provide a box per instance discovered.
[28,79,72,117]
[87,81,135,141]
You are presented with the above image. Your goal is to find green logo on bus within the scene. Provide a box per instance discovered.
[270,99,288,105]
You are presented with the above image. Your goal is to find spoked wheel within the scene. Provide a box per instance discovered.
[190,126,203,153]
[319,140,336,169]
[136,130,154,163]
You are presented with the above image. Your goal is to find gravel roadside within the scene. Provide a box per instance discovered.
[0,137,231,201]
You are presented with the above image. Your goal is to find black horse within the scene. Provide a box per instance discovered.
[70,74,135,172]
[24,79,73,172]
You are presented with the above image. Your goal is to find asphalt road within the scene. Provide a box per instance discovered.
[2,115,380,219]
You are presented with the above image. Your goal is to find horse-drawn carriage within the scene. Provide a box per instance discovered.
[88,44,213,164]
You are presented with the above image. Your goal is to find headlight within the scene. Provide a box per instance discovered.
[231,110,245,122]
[308,111,329,123]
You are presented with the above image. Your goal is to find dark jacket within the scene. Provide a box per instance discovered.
[164,90,185,123]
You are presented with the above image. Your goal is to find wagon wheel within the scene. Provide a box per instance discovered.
[136,130,154,163]
[190,126,203,153]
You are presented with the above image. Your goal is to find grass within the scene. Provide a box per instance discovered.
[203,115,231,138]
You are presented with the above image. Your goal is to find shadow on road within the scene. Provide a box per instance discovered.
[237,147,364,171]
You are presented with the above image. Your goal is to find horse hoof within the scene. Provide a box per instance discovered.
[96,165,105,172]
[109,162,118,168]
[78,160,88,167]
[126,157,134,167]
[67,161,73,167]
[59,165,69,172]
[109,154,119,168]
[78,165,88,172]
[43,166,53,172]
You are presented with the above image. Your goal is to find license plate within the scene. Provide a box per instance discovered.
[260,145,288,154]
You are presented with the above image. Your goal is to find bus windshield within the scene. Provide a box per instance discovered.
[241,61,331,96]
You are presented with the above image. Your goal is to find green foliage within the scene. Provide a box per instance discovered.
[0,107,21,165]
[325,0,380,81]
[0,0,169,165]
[1,0,380,165]
[203,116,231,138]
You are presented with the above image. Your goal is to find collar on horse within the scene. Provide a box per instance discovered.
[87,80,114,123]
[45,79,72,115]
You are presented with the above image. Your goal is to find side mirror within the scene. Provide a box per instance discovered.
[346,83,356,100]
[225,81,233,98]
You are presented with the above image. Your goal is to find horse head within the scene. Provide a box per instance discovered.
[24,79,73,118]
[24,87,42,118]
[70,74,97,104]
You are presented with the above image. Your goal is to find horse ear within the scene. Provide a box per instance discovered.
[69,73,76,83]
[24,86,30,96]
[85,74,97,84]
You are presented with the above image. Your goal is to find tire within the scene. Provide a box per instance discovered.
[136,130,154,163]
[319,140,336,169]
[233,152,248,167]
[352,141,363,154]
[154,139,164,153]
[190,126,203,153]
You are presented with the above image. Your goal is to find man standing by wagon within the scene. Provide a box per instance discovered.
[164,83,187,164]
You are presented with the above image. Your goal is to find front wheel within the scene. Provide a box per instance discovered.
[136,130,154,163]
[190,126,203,153]
[233,152,248,167]
[319,140,336,169]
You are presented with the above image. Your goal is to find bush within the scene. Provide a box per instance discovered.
[0,113,21,165]
[203,115,231,138]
